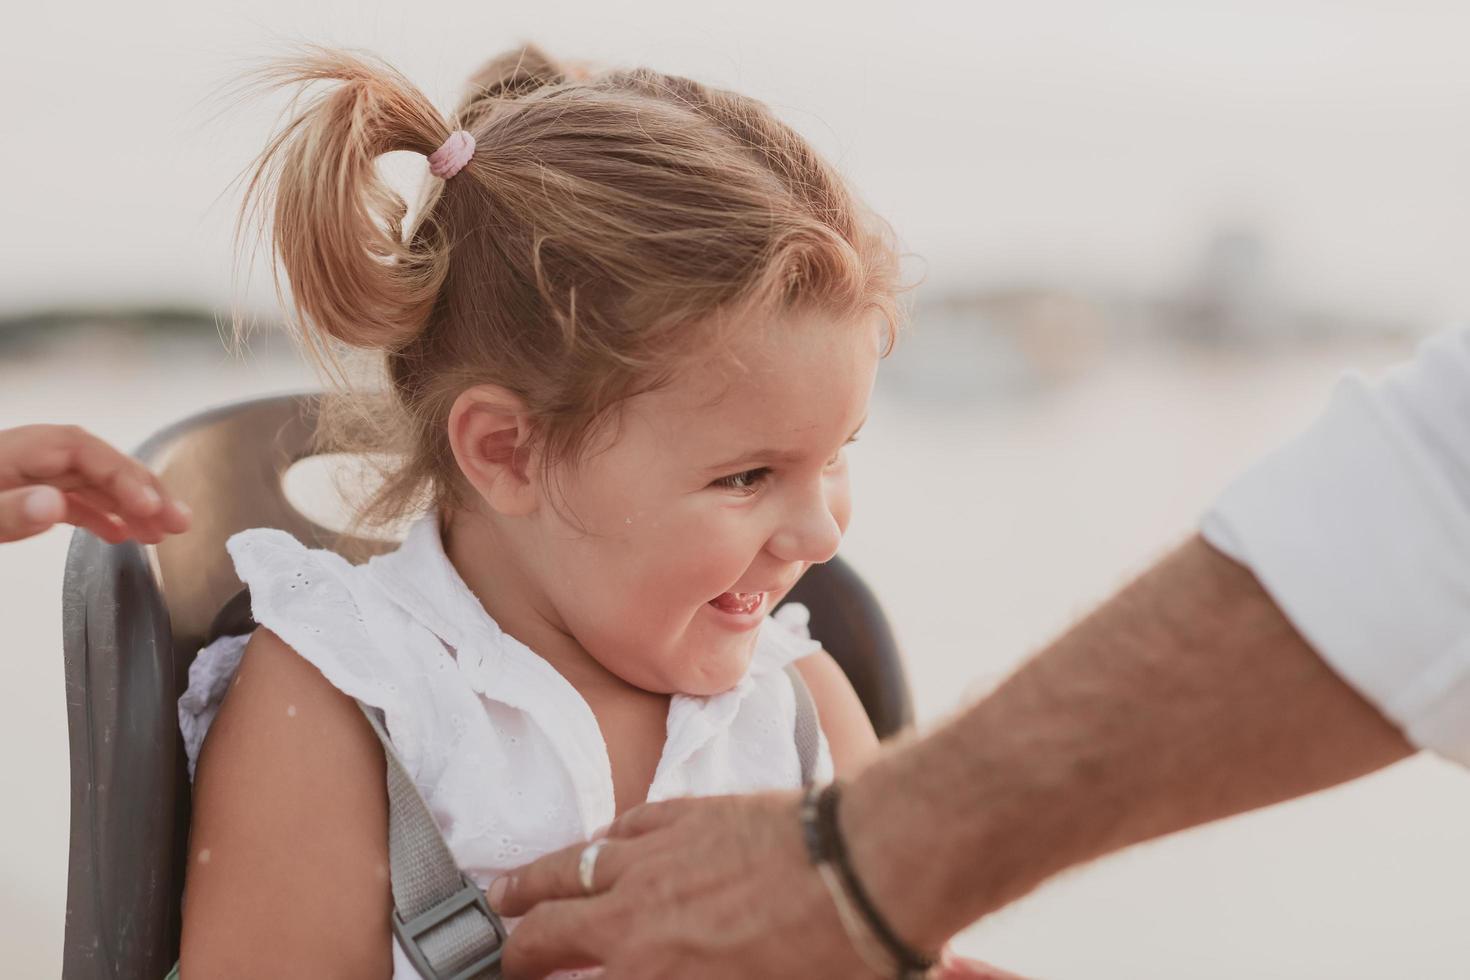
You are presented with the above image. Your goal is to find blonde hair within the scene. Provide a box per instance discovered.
[239,45,902,530]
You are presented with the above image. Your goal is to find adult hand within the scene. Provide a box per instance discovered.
[0,424,191,544]
[491,792,1018,979]
[492,792,875,979]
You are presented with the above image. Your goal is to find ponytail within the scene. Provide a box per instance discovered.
[238,48,464,355]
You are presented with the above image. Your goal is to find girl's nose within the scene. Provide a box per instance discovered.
[767,486,843,566]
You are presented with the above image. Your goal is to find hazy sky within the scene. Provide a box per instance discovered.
[5,0,1470,323]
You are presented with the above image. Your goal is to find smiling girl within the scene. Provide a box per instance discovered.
[178,45,902,978]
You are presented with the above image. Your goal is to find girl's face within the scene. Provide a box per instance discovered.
[524,315,882,696]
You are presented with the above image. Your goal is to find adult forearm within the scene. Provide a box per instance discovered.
[844,535,1414,951]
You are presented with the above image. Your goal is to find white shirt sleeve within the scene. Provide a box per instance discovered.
[1201,325,1470,767]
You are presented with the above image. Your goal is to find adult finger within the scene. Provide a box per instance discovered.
[5,425,190,533]
[0,486,66,543]
[499,897,606,980]
[491,836,643,918]
[59,486,165,544]
[81,455,192,535]
[489,841,583,917]
[63,495,132,545]
[604,796,698,840]
[63,428,180,526]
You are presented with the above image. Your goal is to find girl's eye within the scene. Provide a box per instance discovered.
[712,468,771,494]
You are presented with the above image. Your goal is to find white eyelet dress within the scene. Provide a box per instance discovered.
[177,512,834,979]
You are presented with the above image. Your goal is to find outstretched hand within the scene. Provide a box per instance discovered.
[0,424,191,544]
[489,791,1020,980]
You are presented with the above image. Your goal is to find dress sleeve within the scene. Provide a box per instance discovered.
[751,602,823,674]
[1202,325,1470,766]
[219,528,442,777]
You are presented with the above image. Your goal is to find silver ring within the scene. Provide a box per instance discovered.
[578,838,609,896]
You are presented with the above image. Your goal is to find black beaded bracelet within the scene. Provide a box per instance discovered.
[803,782,937,977]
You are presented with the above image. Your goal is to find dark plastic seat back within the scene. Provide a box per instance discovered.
[60,393,911,980]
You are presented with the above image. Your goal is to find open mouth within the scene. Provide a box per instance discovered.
[708,591,765,616]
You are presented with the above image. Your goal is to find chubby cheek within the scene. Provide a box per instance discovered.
[576,595,756,695]
[627,503,765,600]
[552,517,761,691]
[638,525,768,687]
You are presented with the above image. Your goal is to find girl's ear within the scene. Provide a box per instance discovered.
[447,385,540,516]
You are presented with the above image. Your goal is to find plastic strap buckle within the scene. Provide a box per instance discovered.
[392,873,507,980]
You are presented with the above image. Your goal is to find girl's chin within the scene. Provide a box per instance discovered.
[676,671,749,697]
[669,631,760,696]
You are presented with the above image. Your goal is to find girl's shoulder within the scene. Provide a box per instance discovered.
[179,606,395,977]
[180,526,454,783]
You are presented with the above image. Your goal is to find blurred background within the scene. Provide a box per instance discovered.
[5,1,1470,976]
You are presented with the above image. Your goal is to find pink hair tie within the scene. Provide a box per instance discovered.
[428,129,476,179]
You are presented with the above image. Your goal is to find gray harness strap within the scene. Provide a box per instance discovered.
[785,663,822,787]
[359,703,506,980]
